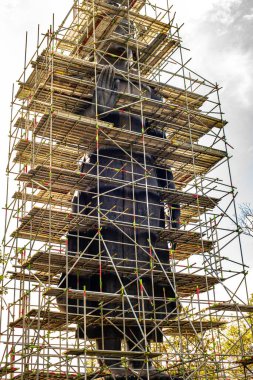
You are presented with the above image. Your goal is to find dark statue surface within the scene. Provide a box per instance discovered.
[57,2,181,378]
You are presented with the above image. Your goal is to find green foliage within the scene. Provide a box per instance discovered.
[221,295,253,378]
[157,296,253,378]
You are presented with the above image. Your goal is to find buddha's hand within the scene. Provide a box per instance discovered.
[95,65,120,115]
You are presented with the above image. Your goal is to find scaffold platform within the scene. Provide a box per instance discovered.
[1,0,251,379]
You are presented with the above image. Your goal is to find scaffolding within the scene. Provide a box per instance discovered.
[1,0,252,379]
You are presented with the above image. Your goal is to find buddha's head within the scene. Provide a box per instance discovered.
[100,1,135,71]
[107,0,128,5]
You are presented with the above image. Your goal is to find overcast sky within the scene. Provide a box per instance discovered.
[0,0,252,292]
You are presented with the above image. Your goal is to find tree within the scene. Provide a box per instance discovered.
[221,294,253,379]
[160,296,253,379]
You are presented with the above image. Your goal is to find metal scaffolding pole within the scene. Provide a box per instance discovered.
[1,1,252,379]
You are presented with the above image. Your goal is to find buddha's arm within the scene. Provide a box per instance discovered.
[145,86,166,138]
[84,65,119,118]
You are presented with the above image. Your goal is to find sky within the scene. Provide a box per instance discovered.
[0,0,253,291]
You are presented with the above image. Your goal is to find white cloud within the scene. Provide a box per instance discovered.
[209,0,242,24]
[244,13,253,20]
[220,51,253,108]
[0,0,19,13]
[166,0,242,23]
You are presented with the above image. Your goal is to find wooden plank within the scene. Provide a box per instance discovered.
[11,206,213,253]
[17,63,223,143]
[44,269,219,298]
[13,372,111,380]
[13,372,84,380]
[13,185,219,213]
[9,271,59,285]
[17,248,201,279]
[10,309,226,334]
[64,348,160,358]
[13,190,71,208]
[14,139,81,172]
[58,0,169,57]
[33,110,226,169]
[18,52,210,113]
[12,189,217,226]
[209,303,253,313]
[13,258,220,294]
[14,140,225,191]
[84,0,170,33]
[20,251,217,290]
[17,165,220,211]
[130,0,145,12]
[13,141,219,191]
[14,109,226,184]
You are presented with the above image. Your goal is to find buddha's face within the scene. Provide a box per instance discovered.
[101,13,135,71]
[107,0,126,5]
[96,0,134,70]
